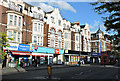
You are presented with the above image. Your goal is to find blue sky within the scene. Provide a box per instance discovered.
[23,0,111,34]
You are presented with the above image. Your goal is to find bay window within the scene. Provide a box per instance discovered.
[9,15,13,25]
[34,23,37,32]
[7,31,12,38]
[13,31,16,41]
[14,16,17,26]
[18,17,21,27]
[18,32,20,42]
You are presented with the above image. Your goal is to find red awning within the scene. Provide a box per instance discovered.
[11,51,31,55]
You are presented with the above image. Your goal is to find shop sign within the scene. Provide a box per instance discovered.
[65,50,68,53]
[5,43,19,51]
[55,49,59,54]
[18,44,30,52]
[100,42,102,52]
[34,46,38,50]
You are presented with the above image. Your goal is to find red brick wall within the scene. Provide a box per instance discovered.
[22,14,33,44]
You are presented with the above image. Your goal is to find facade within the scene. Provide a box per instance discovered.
[1,0,108,67]
[90,28,111,63]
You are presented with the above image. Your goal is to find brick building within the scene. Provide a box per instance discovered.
[90,28,111,63]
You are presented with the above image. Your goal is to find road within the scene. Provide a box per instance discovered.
[2,65,119,80]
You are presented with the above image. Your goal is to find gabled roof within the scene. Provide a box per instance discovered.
[96,27,103,33]
[80,25,85,28]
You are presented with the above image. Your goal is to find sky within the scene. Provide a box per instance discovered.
[23,0,112,34]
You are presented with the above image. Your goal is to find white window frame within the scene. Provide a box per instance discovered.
[18,17,21,27]
[14,15,17,26]
[50,39,54,47]
[9,15,13,25]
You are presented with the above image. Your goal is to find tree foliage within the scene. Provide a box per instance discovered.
[90,1,120,56]
[0,33,13,60]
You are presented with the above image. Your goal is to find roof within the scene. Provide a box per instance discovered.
[96,27,103,33]
[80,25,85,28]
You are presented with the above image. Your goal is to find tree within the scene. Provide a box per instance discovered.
[0,33,13,60]
[90,1,120,57]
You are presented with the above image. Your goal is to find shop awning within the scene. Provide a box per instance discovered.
[32,53,53,57]
[11,51,31,55]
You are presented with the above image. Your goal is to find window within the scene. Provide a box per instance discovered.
[58,31,61,37]
[3,0,7,2]
[50,39,54,47]
[41,24,43,32]
[9,15,13,25]
[95,48,97,53]
[59,41,62,48]
[17,4,22,13]
[7,31,12,38]
[76,36,78,41]
[67,25,69,28]
[50,29,55,35]
[64,33,67,38]
[18,32,20,42]
[58,20,61,26]
[38,24,40,32]
[38,37,39,45]
[65,42,70,49]
[13,31,16,41]
[51,16,54,23]
[18,17,21,27]
[34,23,37,31]
[14,16,17,26]
[34,36,37,44]
[63,24,66,28]
[40,37,43,46]
[95,42,97,46]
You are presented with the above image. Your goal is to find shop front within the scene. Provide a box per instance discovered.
[64,50,80,65]
[32,46,64,66]
[90,53,101,63]
[4,43,31,67]
[80,52,91,64]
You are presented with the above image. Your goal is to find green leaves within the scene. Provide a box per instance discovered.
[0,33,13,60]
[90,1,120,56]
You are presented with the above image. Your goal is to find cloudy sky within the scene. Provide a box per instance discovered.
[23,0,112,34]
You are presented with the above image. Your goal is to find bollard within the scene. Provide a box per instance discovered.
[48,65,52,79]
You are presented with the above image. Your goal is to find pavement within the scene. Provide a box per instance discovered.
[2,63,119,75]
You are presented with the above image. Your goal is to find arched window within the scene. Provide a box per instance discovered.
[58,31,61,37]
[50,29,55,35]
